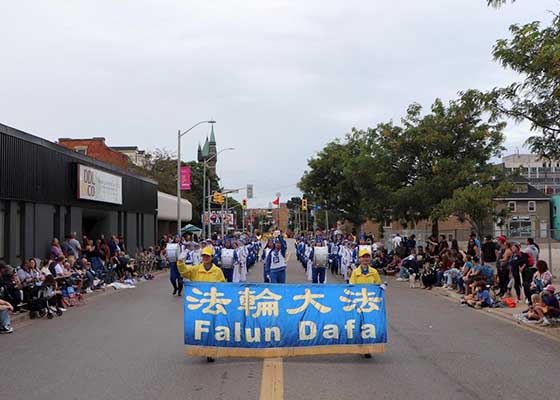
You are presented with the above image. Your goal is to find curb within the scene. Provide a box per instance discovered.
[391,278,560,343]
[10,270,168,326]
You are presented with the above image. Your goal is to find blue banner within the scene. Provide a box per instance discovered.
[184,283,387,353]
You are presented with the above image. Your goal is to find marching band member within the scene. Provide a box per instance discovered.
[261,239,274,283]
[311,239,328,284]
[219,240,235,282]
[164,235,182,297]
[265,233,287,283]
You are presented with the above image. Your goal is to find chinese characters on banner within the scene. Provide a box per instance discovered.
[184,283,387,357]
[180,166,191,190]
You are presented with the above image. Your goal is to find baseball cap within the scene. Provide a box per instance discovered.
[544,285,556,293]
[201,247,214,257]
[359,248,371,257]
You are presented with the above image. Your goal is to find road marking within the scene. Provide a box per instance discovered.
[259,357,284,400]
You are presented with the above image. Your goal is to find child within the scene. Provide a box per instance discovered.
[465,281,493,309]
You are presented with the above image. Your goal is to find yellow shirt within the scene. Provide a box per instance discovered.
[349,266,382,284]
[178,262,226,283]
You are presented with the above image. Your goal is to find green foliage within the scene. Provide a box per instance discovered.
[487,13,560,158]
[433,182,513,237]
[299,91,507,233]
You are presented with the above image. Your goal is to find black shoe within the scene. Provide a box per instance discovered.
[0,325,14,334]
[206,356,215,363]
[177,291,183,297]
[172,288,177,295]
[364,353,372,359]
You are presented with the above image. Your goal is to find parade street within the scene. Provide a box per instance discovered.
[0,240,557,400]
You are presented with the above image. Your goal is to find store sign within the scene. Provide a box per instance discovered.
[77,164,123,205]
[203,211,235,226]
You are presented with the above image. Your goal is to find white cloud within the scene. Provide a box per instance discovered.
[0,0,557,207]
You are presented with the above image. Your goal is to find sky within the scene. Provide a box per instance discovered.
[1,0,558,208]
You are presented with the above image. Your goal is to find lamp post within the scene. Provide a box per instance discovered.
[177,120,215,236]
[202,147,234,239]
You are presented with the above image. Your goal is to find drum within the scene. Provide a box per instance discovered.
[313,246,328,267]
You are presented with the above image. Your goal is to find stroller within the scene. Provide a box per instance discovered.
[28,285,63,320]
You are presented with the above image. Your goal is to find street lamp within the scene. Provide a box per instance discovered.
[203,147,234,239]
[177,120,215,236]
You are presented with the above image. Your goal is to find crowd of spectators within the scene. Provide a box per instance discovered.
[383,233,559,325]
[0,233,158,334]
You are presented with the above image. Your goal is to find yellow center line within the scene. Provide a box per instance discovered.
[259,357,284,400]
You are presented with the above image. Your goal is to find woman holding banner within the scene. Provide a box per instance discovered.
[349,247,383,359]
[178,246,225,363]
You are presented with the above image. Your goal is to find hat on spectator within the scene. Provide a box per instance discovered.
[359,248,371,257]
[544,285,556,293]
[201,247,214,257]
[497,235,507,243]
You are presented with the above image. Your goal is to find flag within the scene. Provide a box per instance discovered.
[272,197,280,206]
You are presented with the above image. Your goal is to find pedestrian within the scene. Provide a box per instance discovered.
[509,243,527,303]
[265,232,287,283]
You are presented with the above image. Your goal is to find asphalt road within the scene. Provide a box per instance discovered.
[1,241,559,400]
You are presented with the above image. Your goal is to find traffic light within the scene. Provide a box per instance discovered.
[302,199,308,211]
[213,192,225,204]
[242,199,248,209]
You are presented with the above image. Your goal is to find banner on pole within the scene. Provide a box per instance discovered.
[180,166,191,190]
[184,282,387,358]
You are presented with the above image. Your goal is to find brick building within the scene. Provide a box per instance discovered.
[58,137,130,169]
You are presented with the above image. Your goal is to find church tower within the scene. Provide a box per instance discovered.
[207,125,217,176]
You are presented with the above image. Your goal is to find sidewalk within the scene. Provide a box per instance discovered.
[390,277,560,342]
[10,270,167,326]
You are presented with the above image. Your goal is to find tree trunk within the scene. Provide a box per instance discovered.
[431,218,439,237]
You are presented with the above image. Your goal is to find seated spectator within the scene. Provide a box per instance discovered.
[52,256,66,277]
[456,255,473,294]
[530,260,553,294]
[2,266,24,312]
[465,256,484,295]
[0,298,14,334]
[465,281,494,309]
[421,259,437,289]
[40,259,53,276]
[443,259,463,289]
[527,285,559,325]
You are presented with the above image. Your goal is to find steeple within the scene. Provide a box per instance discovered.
[197,143,203,162]
[209,124,216,144]
[202,137,210,158]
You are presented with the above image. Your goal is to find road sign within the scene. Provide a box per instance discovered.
[247,184,254,199]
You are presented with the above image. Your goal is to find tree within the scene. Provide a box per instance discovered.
[432,182,513,238]
[357,91,506,234]
[485,11,560,158]
[128,148,220,227]
[298,140,365,228]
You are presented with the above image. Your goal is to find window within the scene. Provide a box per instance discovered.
[74,146,88,155]
[554,206,558,218]
[507,201,516,212]
[528,201,536,213]
[509,220,532,237]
